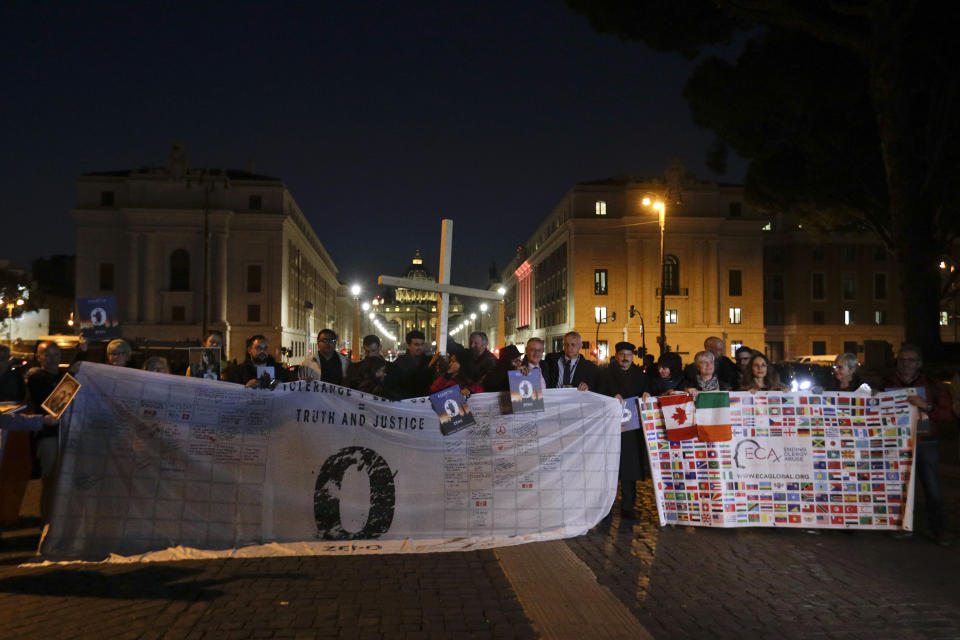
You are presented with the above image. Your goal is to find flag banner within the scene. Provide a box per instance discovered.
[694,391,732,442]
[642,391,917,530]
[659,393,696,441]
[40,363,621,562]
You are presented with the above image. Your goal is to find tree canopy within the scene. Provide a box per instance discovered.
[567,0,960,354]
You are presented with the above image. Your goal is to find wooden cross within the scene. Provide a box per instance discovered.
[378,219,504,355]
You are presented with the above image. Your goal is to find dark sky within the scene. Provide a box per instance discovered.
[1,0,745,293]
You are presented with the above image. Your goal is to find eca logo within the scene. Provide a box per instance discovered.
[734,439,782,468]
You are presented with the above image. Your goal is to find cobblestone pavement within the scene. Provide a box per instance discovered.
[3,471,960,640]
[566,472,960,640]
[0,485,537,640]
[0,550,537,640]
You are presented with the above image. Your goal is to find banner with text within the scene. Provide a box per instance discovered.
[641,391,917,530]
[40,363,621,561]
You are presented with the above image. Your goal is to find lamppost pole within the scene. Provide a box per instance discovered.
[496,287,506,348]
[350,284,361,362]
[642,195,668,355]
[658,204,666,355]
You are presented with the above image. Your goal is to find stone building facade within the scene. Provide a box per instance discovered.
[73,147,344,362]
[499,160,767,362]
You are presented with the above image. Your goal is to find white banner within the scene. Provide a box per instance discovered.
[40,363,621,561]
[641,391,917,529]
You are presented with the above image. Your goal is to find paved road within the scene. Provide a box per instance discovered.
[567,472,960,640]
[2,471,959,639]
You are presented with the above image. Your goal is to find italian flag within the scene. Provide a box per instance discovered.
[660,393,697,441]
[695,392,732,442]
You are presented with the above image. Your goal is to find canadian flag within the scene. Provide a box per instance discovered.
[659,393,697,441]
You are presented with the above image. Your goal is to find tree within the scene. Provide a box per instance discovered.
[566,0,960,356]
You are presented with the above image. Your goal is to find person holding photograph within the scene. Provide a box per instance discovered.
[226,335,290,388]
[186,331,227,379]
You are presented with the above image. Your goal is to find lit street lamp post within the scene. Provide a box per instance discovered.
[496,287,506,348]
[642,196,667,355]
[350,284,361,361]
[3,298,24,347]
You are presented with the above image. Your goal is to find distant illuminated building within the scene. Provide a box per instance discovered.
[368,250,464,352]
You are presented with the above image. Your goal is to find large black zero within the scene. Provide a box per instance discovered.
[314,446,396,540]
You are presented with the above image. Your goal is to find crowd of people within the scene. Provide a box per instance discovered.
[0,328,955,546]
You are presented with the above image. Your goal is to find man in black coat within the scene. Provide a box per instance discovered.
[385,330,434,399]
[226,335,291,388]
[543,331,598,391]
[597,341,651,519]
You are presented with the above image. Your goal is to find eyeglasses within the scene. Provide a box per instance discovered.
[319,338,336,344]
[897,357,920,363]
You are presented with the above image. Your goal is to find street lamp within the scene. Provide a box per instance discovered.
[350,284,361,361]
[641,196,667,355]
[496,286,506,348]
[3,298,24,347]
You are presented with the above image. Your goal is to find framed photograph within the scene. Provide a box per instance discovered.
[189,347,222,380]
[41,373,82,419]
[508,370,544,414]
[429,385,476,436]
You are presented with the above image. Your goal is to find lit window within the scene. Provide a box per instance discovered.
[844,310,855,325]
[728,307,742,324]
[941,311,950,326]
[595,200,607,216]
[664,309,678,324]
[594,269,608,295]
[597,340,609,361]
[730,342,742,358]
[875,310,886,325]
[594,306,607,323]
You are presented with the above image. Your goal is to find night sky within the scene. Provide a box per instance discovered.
[2,0,745,295]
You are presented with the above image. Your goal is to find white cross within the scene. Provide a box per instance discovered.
[378,219,503,355]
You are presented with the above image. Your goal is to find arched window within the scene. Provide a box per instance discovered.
[170,249,190,291]
[662,255,679,296]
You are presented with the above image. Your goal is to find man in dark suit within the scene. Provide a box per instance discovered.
[543,331,598,391]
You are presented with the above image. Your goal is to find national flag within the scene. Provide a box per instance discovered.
[694,392,732,442]
[660,393,697,441]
